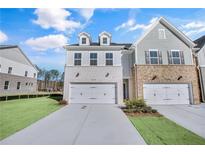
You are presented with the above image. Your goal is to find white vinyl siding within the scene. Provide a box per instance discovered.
[158,29,166,39]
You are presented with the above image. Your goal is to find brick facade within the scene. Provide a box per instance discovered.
[133,65,201,104]
[0,73,37,96]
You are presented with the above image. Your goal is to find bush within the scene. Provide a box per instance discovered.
[59,100,68,105]
[151,109,157,113]
[124,98,146,109]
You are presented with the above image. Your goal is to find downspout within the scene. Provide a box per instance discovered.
[193,50,204,103]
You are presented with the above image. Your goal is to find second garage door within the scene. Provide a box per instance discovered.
[69,83,116,104]
[143,84,191,105]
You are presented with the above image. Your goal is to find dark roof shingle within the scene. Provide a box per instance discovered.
[194,35,205,49]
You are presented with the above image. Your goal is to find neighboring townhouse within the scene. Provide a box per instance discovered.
[132,17,200,105]
[194,35,205,102]
[0,45,38,95]
[64,17,200,105]
[63,32,131,104]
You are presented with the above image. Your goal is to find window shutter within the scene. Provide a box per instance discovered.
[167,51,172,64]
[158,51,163,64]
[180,51,185,64]
[145,51,150,64]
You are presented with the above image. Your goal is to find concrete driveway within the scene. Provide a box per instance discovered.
[0,104,145,145]
[151,104,205,139]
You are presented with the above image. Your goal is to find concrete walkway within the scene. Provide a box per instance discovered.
[0,104,145,145]
[151,104,205,139]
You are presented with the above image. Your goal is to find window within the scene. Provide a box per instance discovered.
[26,82,28,86]
[103,37,108,44]
[149,50,159,64]
[8,67,12,74]
[171,50,181,64]
[0,64,1,72]
[90,53,97,66]
[82,37,87,44]
[74,53,82,66]
[17,82,21,90]
[106,53,113,66]
[159,29,166,39]
[25,71,28,77]
[4,81,9,90]
[34,73,36,78]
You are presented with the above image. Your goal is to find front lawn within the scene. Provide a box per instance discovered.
[0,97,63,140]
[129,116,205,145]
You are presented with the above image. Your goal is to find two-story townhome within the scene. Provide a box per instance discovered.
[132,17,200,105]
[194,35,205,102]
[63,17,200,105]
[63,32,131,104]
[0,45,38,95]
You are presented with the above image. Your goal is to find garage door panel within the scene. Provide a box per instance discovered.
[70,84,116,104]
[143,84,190,105]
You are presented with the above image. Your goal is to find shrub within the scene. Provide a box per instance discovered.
[124,98,146,109]
[59,100,68,105]
[151,109,158,113]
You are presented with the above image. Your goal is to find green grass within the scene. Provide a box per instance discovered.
[0,97,63,140]
[129,116,205,145]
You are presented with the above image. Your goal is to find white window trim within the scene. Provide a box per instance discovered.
[170,49,181,64]
[149,49,159,64]
[81,37,87,45]
[4,81,10,90]
[158,29,166,39]
[90,53,98,66]
[105,52,113,66]
[74,53,82,66]
[102,37,108,45]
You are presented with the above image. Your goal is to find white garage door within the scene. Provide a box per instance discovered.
[69,83,116,104]
[143,84,190,105]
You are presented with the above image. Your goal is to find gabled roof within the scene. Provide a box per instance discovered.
[99,31,112,38]
[194,35,205,49]
[133,17,196,48]
[0,45,38,72]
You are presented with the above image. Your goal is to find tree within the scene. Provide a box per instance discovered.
[49,69,60,90]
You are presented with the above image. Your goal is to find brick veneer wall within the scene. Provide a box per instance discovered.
[0,73,37,95]
[133,65,201,104]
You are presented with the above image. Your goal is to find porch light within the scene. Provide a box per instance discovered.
[105,73,109,77]
[76,73,79,77]
[177,76,183,80]
[152,75,157,80]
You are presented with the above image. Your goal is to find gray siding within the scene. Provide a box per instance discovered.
[136,22,193,65]
[0,73,37,96]
[121,53,133,78]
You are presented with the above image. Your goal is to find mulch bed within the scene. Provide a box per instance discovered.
[123,110,162,117]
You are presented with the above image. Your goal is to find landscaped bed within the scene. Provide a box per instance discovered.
[0,97,64,140]
[122,99,205,145]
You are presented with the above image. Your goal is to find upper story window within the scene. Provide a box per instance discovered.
[74,53,82,66]
[158,29,166,39]
[145,50,162,64]
[25,71,28,77]
[4,81,9,90]
[81,37,87,44]
[106,53,113,66]
[168,50,185,64]
[90,53,97,66]
[34,73,36,78]
[8,67,12,74]
[0,64,1,72]
[17,82,21,90]
[103,37,108,45]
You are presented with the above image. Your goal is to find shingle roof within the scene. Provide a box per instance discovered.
[194,35,205,49]
[0,45,18,49]
[69,42,132,49]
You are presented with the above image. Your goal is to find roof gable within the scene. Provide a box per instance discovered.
[0,45,38,72]
[133,17,196,48]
